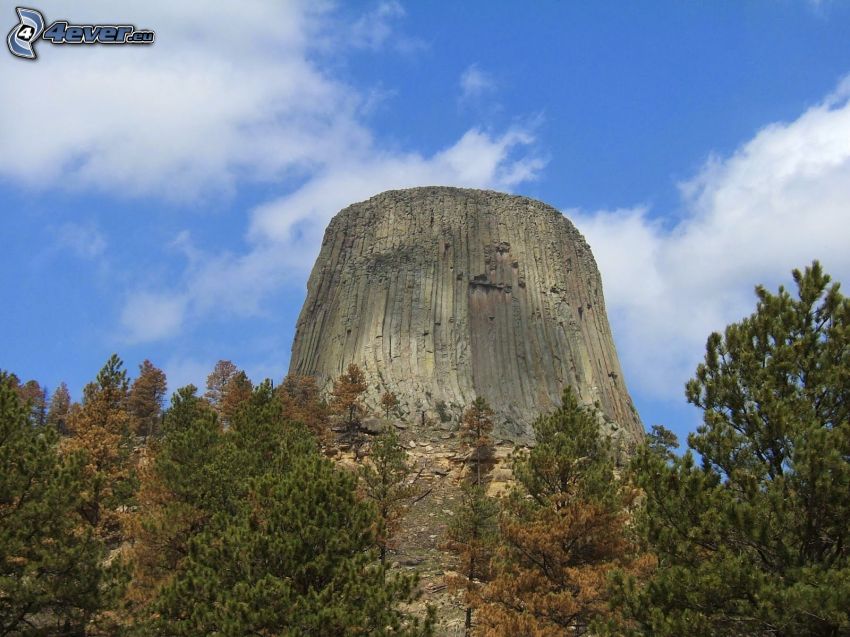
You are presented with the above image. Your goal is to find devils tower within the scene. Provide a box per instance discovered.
[289,187,642,447]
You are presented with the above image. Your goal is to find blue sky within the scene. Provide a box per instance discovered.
[3,1,850,444]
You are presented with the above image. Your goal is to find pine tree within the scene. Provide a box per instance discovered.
[138,380,432,636]
[478,388,646,636]
[278,373,329,440]
[128,360,167,441]
[0,371,109,635]
[151,455,432,636]
[330,363,368,435]
[460,397,494,486]
[612,262,850,637]
[218,369,253,426]
[645,423,678,460]
[360,427,418,564]
[47,382,72,433]
[444,483,498,636]
[10,377,47,426]
[205,360,253,427]
[225,380,320,475]
[64,354,137,543]
[204,359,237,411]
[381,390,400,419]
[123,385,223,622]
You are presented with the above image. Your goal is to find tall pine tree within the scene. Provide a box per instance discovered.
[123,385,223,622]
[360,427,418,564]
[278,373,329,441]
[0,372,109,636]
[478,388,646,636]
[613,262,850,637]
[128,360,167,441]
[64,354,137,543]
[460,397,494,486]
[444,483,498,636]
[204,359,238,409]
[46,382,72,434]
[330,363,368,435]
[218,370,253,427]
[204,360,253,427]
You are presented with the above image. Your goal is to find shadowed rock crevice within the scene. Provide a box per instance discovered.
[290,187,643,447]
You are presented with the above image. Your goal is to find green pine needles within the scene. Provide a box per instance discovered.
[613,262,850,637]
[132,381,433,637]
[0,372,112,636]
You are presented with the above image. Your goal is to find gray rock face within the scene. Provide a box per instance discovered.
[289,187,642,446]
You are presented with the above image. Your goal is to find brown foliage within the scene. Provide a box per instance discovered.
[477,494,648,636]
[122,456,206,617]
[9,375,47,425]
[219,371,253,425]
[474,388,652,635]
[278,373,329,440]
[205,360,253,425]
[204,359,237,408]
[62,356,135,544]
[330,363,368,432]
[380,390,399,419]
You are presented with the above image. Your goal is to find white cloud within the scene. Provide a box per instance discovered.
[0,1,362,199]
[161,355,211,396]
[123,125,544,342]
[571,79,850,401]
[348,1,414,51]
[249,126,543,245]
[120,292,187,344]
[53,222,106,259]
[459,64,496,101]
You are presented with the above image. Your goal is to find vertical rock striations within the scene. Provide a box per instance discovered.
[289,187,642,446]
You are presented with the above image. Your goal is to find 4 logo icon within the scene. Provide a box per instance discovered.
[7,7,44,59]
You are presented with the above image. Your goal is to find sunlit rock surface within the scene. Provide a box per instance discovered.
[290,187,642,447]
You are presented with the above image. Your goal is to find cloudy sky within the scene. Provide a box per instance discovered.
[3,1,850,443]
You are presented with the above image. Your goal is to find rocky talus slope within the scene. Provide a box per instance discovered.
[332,418,517,636]
[290,186,642,448]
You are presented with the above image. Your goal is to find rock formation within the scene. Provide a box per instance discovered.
[289,187,642,446]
